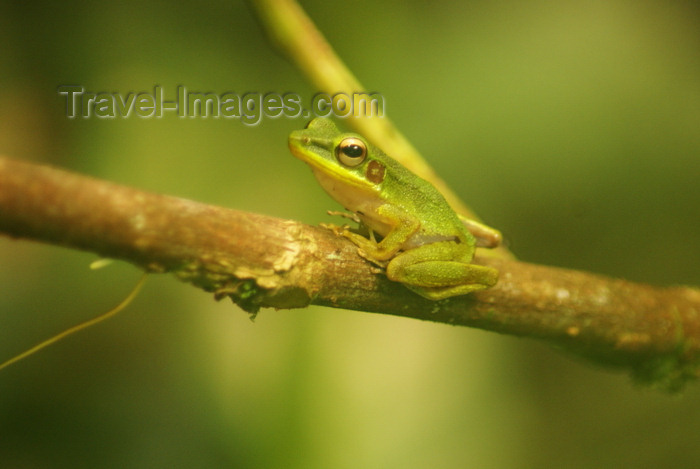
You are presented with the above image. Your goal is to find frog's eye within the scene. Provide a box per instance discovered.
[336,138,367,167]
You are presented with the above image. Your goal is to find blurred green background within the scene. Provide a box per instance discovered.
[1,0,699,467]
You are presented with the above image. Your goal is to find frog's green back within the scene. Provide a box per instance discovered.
[365,140,471,238]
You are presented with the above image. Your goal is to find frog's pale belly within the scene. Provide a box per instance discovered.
[403,232,461,250]
[357,208,461,250]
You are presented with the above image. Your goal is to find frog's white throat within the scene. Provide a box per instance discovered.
[311,167,383,222]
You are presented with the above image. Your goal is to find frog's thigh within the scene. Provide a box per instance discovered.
[388,259,496,288]
[387,248,497,288]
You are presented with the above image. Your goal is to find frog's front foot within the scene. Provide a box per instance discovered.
[327,210,362,224]
[319,222,351,236]
[353,247,389,268]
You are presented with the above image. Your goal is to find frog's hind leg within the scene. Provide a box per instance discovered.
[386,245,498,300]
[400,263,497,300]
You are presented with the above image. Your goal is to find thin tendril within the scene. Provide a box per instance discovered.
[0,273,147,371]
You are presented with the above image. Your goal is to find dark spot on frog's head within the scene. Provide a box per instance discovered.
[366,160,385,184]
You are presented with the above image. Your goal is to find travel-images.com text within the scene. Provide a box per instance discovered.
[58,85,384,125]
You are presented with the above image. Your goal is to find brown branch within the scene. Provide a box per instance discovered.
[1,155,699,390]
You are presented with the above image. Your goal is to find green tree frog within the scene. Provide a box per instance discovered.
[289,118,500,300]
